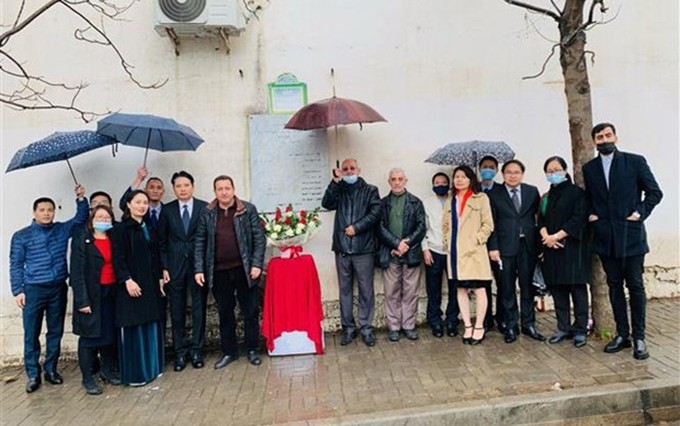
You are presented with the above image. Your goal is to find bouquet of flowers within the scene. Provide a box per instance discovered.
[260,204,321,256]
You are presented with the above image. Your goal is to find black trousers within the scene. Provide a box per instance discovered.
[499,240,536,331]
[212,267,260,356]
[168,266,208,358]
[551,284,589,335]
[425,252,459,328]
[599,255,646,340]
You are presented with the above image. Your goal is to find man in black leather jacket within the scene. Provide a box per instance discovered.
[194,175,266,369]
[322,158,381,346]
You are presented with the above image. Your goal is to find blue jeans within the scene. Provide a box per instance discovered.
[22,283,67,378]
[425,252,459,328]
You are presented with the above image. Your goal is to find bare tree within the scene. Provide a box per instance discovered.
[1,0,166,122]
[502,0,615,336]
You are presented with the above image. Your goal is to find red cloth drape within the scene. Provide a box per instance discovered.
[261,254,324,354]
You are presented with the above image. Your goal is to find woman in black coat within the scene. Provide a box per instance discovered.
[70,205,121,395]
[538,156,590,348]
[111,190,164,386]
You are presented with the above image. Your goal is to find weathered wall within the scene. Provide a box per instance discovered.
[1,0,678,364]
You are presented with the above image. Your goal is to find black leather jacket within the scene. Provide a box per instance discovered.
[194,197,266,288]
[376,190,426,268]
[321,177,381,255]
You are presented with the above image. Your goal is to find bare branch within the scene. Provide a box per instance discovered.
[0,0,61,47]
[1,0,166,122]
[12,0,28,28]
[548,0,561,14]
[522,43,559,80]
[59,1,167,90]
[501,0,562,22]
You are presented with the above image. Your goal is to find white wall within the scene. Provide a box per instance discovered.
[1,0,678,362]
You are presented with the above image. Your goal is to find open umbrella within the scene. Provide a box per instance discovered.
[5,130,116,185]
[425,140,515,168]
[284,96,386,130]
[96,113,204,166]
[285,96,386,167]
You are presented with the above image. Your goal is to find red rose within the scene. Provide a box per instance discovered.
[285,204,293,213]
[275,208,282,222]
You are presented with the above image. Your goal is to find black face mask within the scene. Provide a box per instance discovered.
[596,143,616,155]
[432,185,449,196]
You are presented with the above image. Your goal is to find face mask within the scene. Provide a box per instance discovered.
[480,168,496,181]
[93,222,113,232]
[596,142,616,155]
[432,185,449,196]
[342,175,358,185]
[546,172,567,185]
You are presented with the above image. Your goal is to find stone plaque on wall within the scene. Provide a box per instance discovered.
[249,114,329,212]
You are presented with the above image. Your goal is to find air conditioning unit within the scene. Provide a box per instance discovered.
[154,0,246,38]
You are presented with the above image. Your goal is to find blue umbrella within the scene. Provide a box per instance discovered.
[425,140,515,168]
[96,113,204,166]
[5,130,117,185]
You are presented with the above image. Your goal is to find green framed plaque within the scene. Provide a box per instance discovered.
[267,73,308,114]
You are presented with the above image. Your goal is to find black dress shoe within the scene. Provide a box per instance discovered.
[361,332,376,347]
[83,379,103,395]
[403,329,418,340]
[174,357,187,372]
[573,334,587,348]
[44,371,63,385]
[26,377,41,393]
[214,354,238,369]
[633,339,649,360]
[504,329,517,343]
[100,372,122,386]
[549,331,572,344]
[340,329,358,346]
[191,354,204,369]
[604,335,632,353]
[521,326,546,342]
[446,324,459,337]
[431,326,444,338]
[470,327,485,345]
[247,350,262,366]
[497,322,508,334]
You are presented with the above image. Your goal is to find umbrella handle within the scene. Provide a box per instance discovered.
[65,158,79,186]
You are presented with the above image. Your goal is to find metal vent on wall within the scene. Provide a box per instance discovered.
[159,0,206,22]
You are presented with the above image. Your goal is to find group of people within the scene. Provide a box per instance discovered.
[322,122,662,359]
[10,169,265,395]
[9,121,663,397]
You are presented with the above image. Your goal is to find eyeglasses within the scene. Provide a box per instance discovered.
[342,166,357,171]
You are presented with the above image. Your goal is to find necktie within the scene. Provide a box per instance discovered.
[511,189,521,213]
[182,205,190,233]
[150,209,159,229]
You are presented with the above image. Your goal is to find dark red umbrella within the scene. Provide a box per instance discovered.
[284,96,386,130]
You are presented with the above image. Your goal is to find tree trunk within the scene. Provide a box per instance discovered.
[559,0,614,336]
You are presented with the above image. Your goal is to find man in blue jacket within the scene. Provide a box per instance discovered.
[9,185,88,393]
[583,122,663,360]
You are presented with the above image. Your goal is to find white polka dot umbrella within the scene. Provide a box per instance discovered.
[5,130,117,185]
[425,140,515,168]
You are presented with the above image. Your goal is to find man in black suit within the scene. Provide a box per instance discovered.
[479,156,504,332]
[158,171,208,371]
[487,159,545,343]
[583,123,663,360]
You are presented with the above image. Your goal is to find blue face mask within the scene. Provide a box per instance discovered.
[546,172,567,185]
[432,185,449,196]
[93,222,113,232]
[480,168,496,181]
[342,175,358,185]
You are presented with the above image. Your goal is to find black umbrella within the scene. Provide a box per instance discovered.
[96,113,204,166]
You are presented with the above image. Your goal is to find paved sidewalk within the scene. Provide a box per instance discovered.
[1,298,678,425]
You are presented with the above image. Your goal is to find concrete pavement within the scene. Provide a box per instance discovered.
[1,298,678,425]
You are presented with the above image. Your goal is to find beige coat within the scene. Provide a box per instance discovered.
[442,192,494,281]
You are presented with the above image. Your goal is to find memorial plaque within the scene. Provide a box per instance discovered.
[249,115,329,212]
